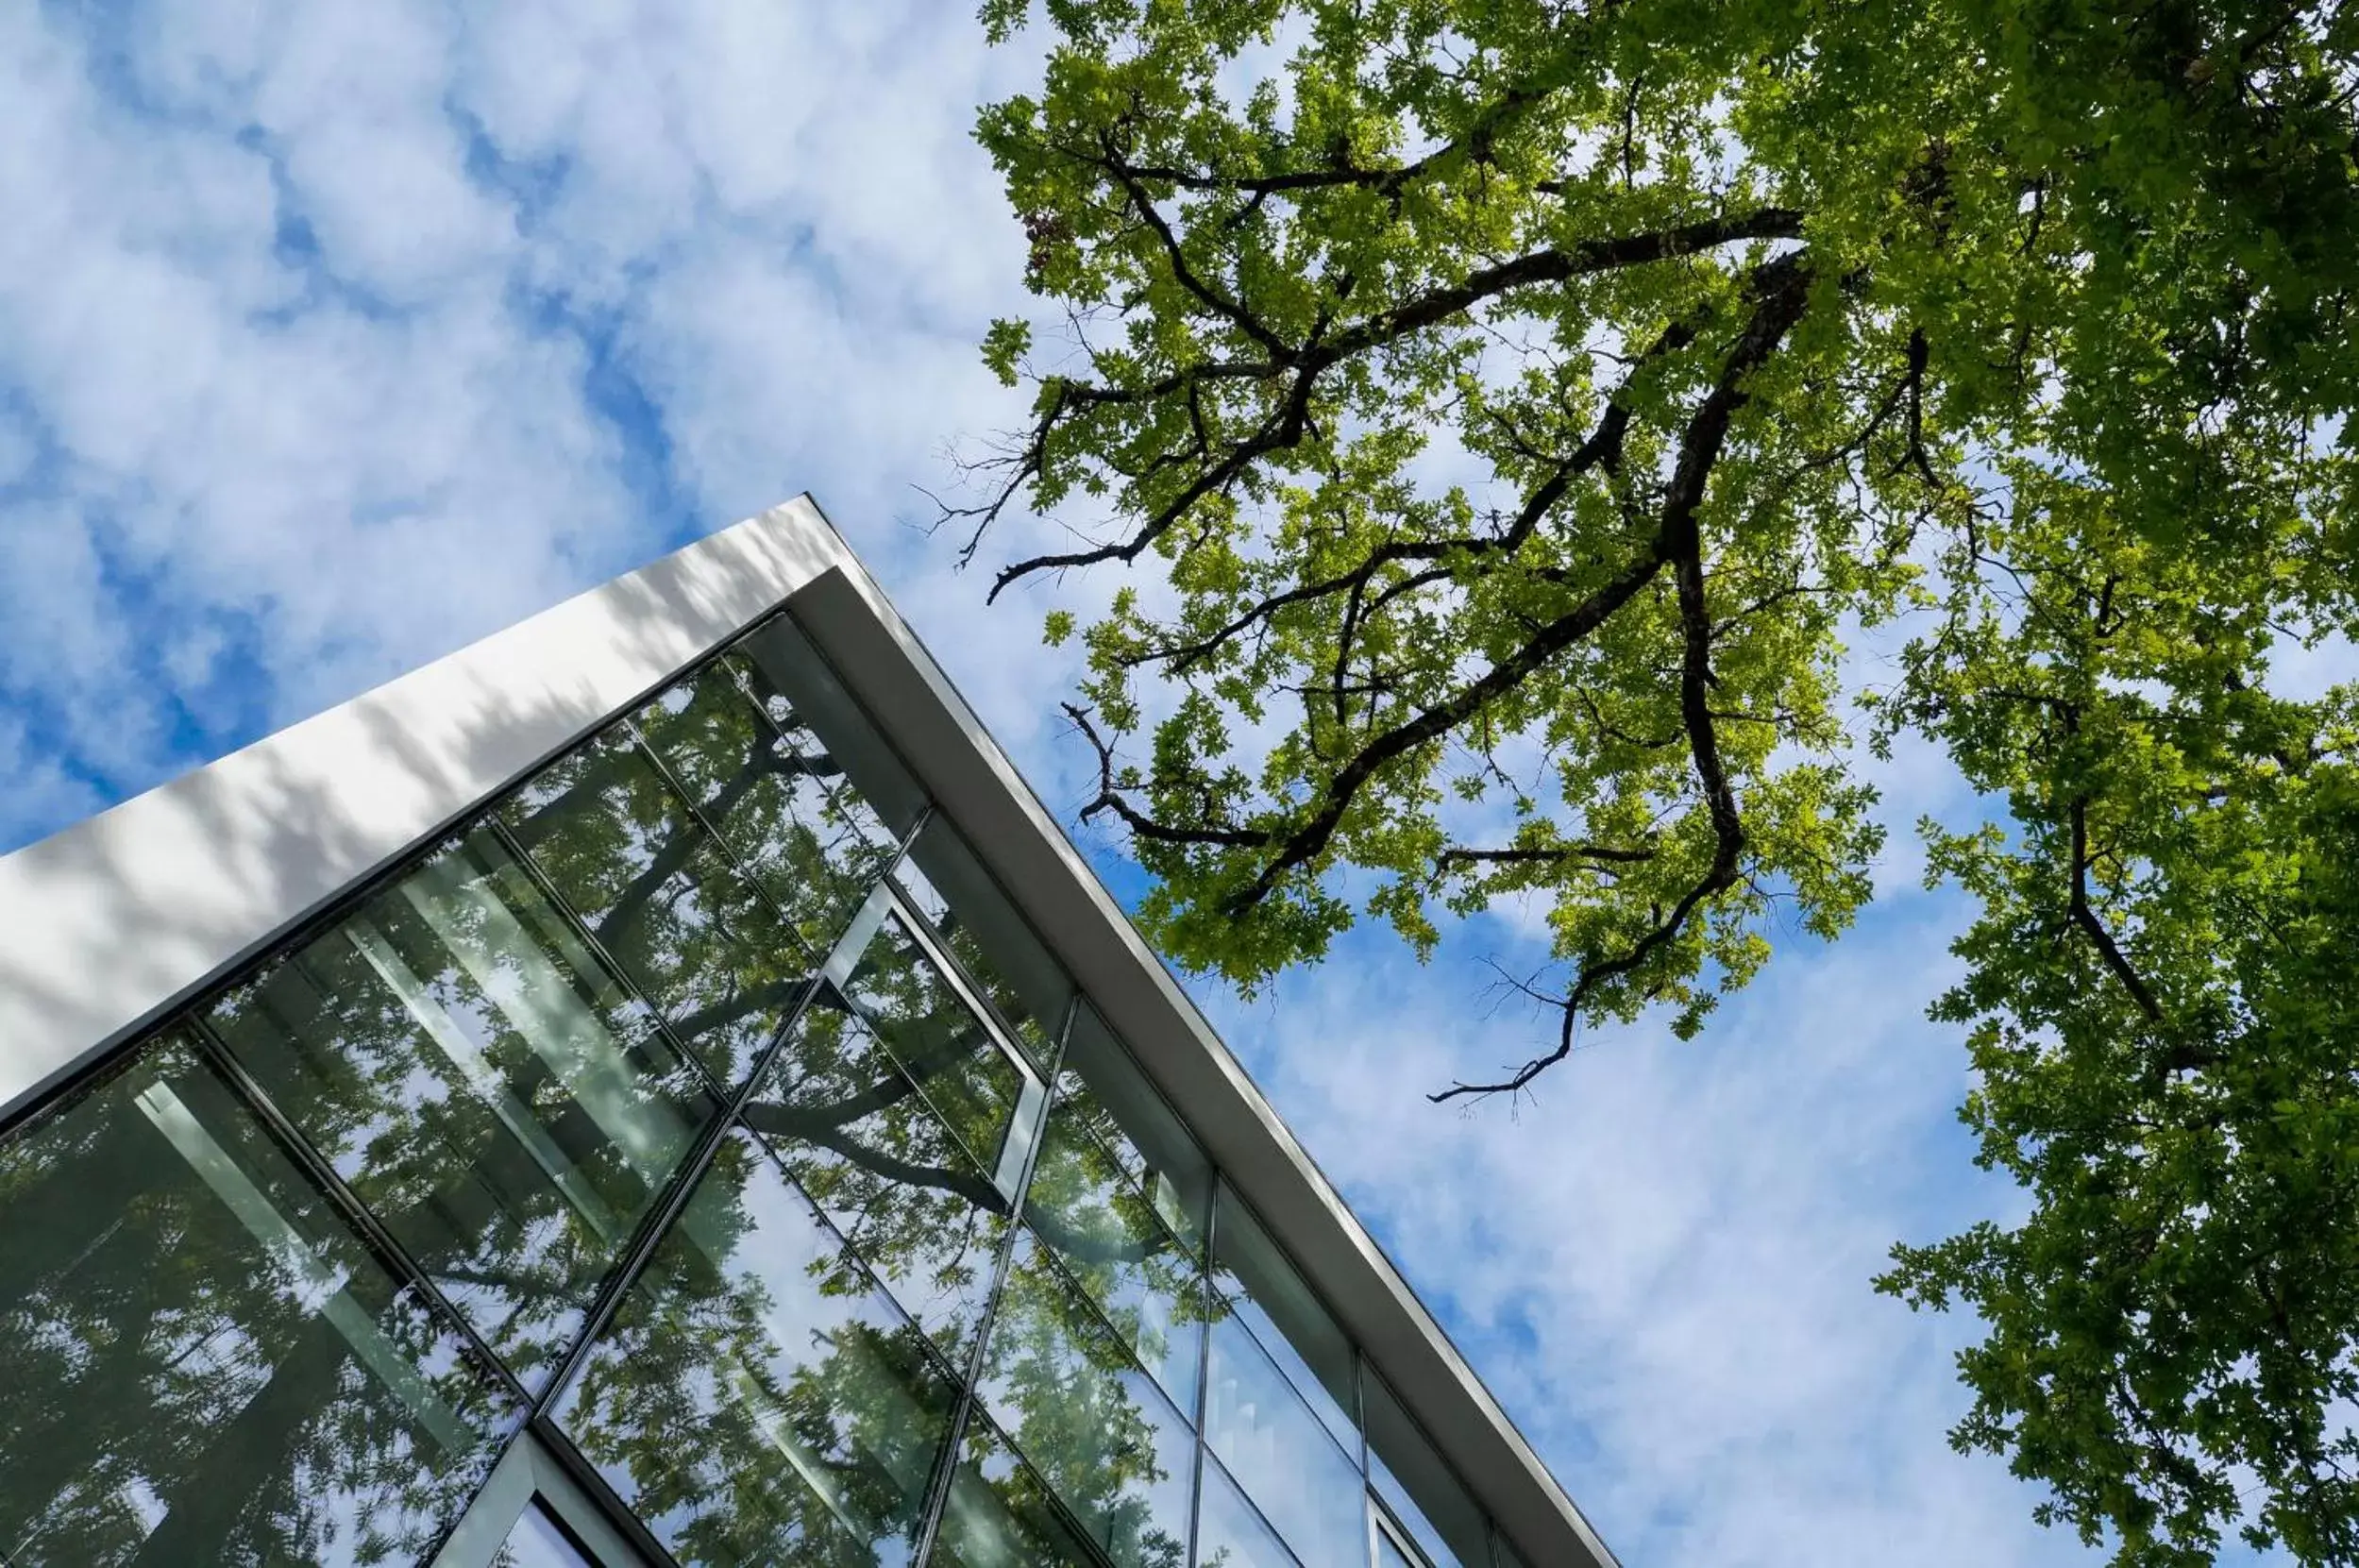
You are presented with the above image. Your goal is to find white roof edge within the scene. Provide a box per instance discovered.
[784,500,1622,1568]
[0,497,844,1121]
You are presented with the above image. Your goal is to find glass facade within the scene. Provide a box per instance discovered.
[0,607,1525,1568]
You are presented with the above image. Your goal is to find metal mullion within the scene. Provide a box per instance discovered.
[1372,1499,1434,1568]
[929,1399,1123,1568]
[726,1101,980,1400]
[1000,1093,1204,1408]
[729,609,939,858]
[434,1421,679,1568]
[1188,1174,1222,1568]
[519,1412,683,1568]
[907,993,1075,1567]
[857,880,1034,1077]
[1013,1220,1205,1428]
[882,827,1068,1082]
[529,976,822,1422]
[1198,1442,1315,1568]
[181,1012,535,1416]
[734,1009,1006,1267]
[1043,1073,1202,1275]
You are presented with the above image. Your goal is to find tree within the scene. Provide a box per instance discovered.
[951,0,2359,1560]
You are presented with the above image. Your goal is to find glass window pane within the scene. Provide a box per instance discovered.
[736,615,925,837]
[1210,1188,1358,1455]
[1364,1374,1487,1568]
[974,1232,1195,1568]
[634,657,897,947]
[1193,1456,1302,1568]
[553,1128,957,1568]
[929,1413,1104,1568]
[1023,1087,1203,1419]
[842,913,1023,1177]
[893,818,1070,1062]
[0,1037,515,1567]
[1057,1003,1210,1249]
[493,1501,598,1568]
[1203,1311,1364,1568]
[500,730,814,1086]
[743,988,1009,1366]
[207,829,717,1391]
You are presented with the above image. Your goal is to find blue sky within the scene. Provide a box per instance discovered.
[0,3,2276,1563]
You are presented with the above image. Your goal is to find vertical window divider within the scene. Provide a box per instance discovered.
[1355,1346,1369,1465]
[1357,1350,1375,1568]
[822,880,899,993]
[907,988,1079,1568]
[873,860,1056,1082]
[1188,1173,1223,1568]
[181,1013,536,1419]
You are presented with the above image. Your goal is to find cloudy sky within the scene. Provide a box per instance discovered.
[0,4,2281,1564]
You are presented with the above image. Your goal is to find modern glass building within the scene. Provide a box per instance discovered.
[0,498,1617,1568]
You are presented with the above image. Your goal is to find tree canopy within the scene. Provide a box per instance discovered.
[953,0,2359,1560]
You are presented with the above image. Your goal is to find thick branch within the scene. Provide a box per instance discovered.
[1435,842,1658,873]
[967,209,1801,591]
[1099,132,1291,359]
[2069,795,2166,1023]
[1318,209,1804,362]
[1430,254,1817,1101]
[1232,251,1813,921]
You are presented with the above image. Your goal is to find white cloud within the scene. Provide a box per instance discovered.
[1213,911,2070,1563]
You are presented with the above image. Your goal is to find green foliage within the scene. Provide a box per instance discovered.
[957,0,2359,1558]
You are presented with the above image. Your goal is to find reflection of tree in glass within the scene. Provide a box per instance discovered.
[498,726,816,1087]
[556,1133,958,1568]
[931,1413,1116,1568]
[745,991,1011,1367]
[0,1041,512,1566]
[892,831,1063,1067]
[974,1237,1191,1568]
[634,654,898,945]
[1022,1082,1210,1411]
[838,920,1023,1177]
[206,830,716,1391]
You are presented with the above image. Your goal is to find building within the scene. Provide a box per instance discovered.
[0,497,1618,1568]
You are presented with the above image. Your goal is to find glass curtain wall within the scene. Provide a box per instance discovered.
[0,609,1528,1568]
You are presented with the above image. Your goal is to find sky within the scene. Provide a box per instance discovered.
[0,3,2277,1564]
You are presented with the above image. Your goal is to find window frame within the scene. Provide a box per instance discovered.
[430,1428,655,1568]
[822,876,1053,1206]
